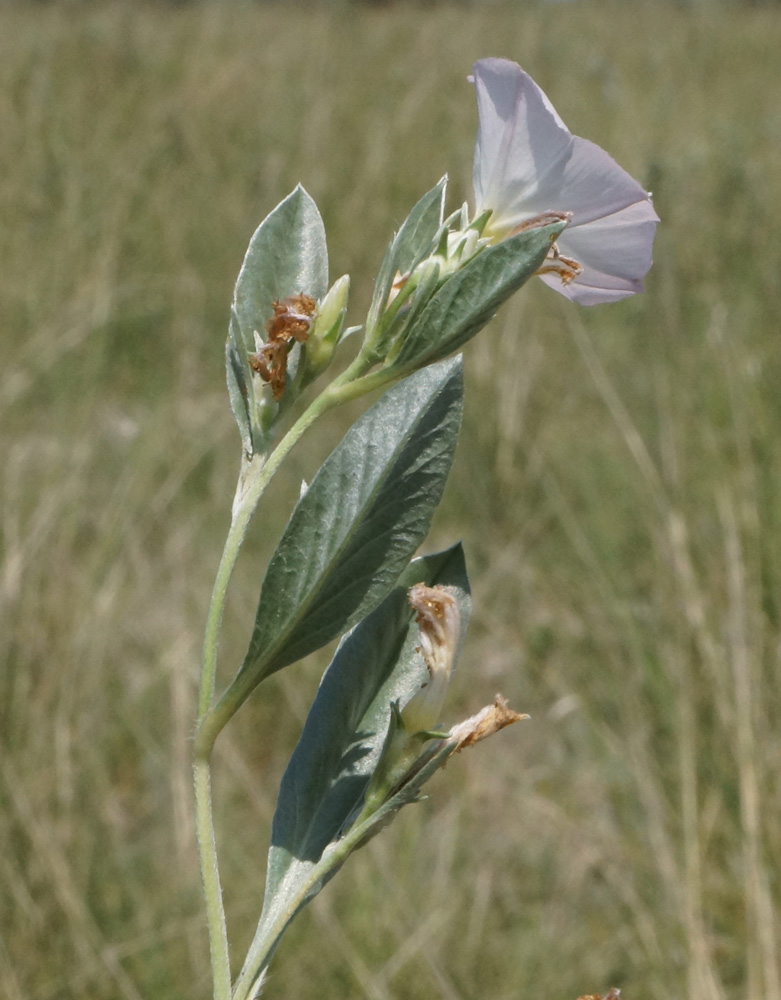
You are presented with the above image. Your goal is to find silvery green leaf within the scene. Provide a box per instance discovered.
[243,545,470,982]
[222,356,464,718]
[227,186,329,454]
[393,218,566,371]
[269,544,469,874]
[226,337,253,456]
[366,177,447,345]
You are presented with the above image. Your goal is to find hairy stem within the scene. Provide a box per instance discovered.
[193,756,232,1000]
[194,359,400,757]
[231,807,384,1000]
[193,354,401,1000]
[231,737,457,1000]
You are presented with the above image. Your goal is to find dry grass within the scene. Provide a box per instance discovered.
[1,2,780,999]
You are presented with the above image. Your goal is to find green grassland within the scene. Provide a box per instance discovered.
[2,2,780,998]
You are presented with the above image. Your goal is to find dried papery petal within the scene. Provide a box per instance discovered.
[249,341,286,380]
[250,293,320,402]
[577,991,621,1000]
[537,247,583,285]
[401,584,461,734]
[249,341,290,401]
[448,694,527,751]
[409,583,460,675]
[266,294,317,342]
[286,293,317,314]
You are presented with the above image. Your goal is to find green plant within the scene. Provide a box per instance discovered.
[193,58,656,1000]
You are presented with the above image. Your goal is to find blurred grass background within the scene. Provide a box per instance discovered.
[2,2,780,999]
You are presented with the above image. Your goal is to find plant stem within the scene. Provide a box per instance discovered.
[194,358,399,758]
[193,755,232,1000]
[193,468,266,1000]
[193,355,401,1000]
[230,809,381,1000]
[230,738,457,1000]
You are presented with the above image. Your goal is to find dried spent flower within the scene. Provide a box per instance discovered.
[448,694,527,751]
[265,294,317,342]
[401,584,462,734]
[248,294,318,400]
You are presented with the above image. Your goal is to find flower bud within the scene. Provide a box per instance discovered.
[435,226,486,276]
[303,275,350,383]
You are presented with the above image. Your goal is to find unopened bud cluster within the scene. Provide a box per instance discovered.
[431,225,486,278]
[363,215,492,369]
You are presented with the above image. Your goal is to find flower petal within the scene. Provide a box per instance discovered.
[540,199,659,305]
[534,134,653,228]
[472,58,654,233]
[472,58,572,227]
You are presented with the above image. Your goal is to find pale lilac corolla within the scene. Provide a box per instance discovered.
[471,58,658,305]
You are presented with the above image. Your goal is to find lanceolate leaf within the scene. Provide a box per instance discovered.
[391,176,448,277]
[240,545,470,984]
[366,177,447,341]
[393,217,566,371]
[227,186,329,455]
[226,357,464,716]
[270,544,470,873]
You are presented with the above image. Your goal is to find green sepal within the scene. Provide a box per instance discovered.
[383,257,443,365]
[364,177,447,354]
[300,275,351,388]
[391,218,566,372]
